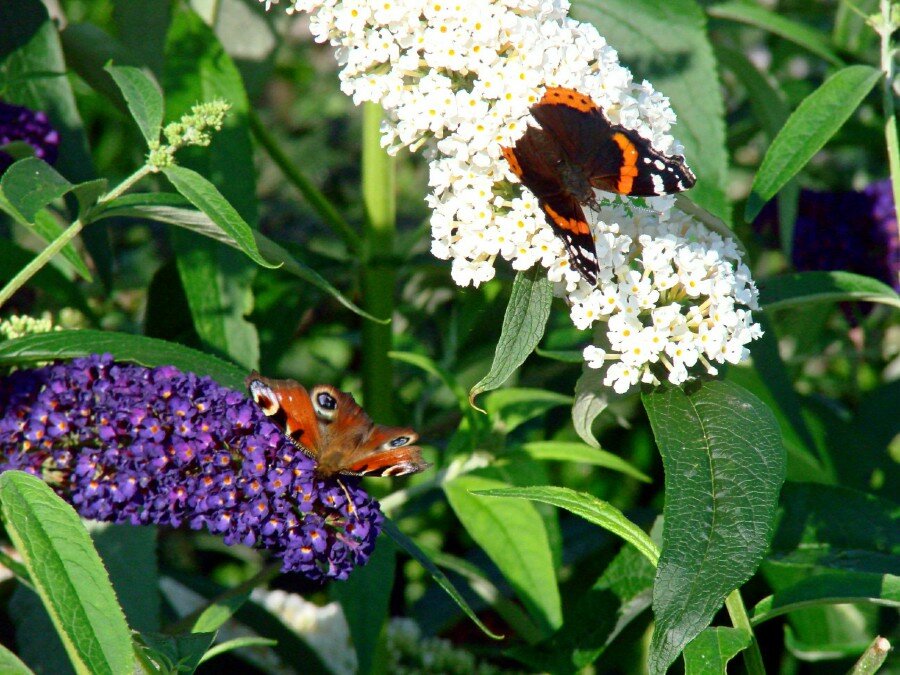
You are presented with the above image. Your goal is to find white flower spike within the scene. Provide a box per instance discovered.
[261,0,763,392]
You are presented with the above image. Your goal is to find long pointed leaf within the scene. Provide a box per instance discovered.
[0,472,133,675]
[745,65,881,220]
[469,267,552,409]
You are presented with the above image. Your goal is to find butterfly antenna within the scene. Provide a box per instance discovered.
[337,479,357,519]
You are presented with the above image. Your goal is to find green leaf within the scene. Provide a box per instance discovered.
[708,2,844,66]
[534,347,583,363]
[713,45,799,254]
[0,157,72,222]
[0,240,93,318]
[469,268,552,409]
[473,485,659,565]
[104,64,163,145]
[0,472,133,675]
[482,388,571,433]
[138,632,214,674]
[573,0,730,223]
[198,637,278,665]
[0,330,247,391]
[0,191,92,281]
[769,483,900,574]
[0,643,34,675]
[572,366,615,448]
[171,229,261,370]
[444,475,562,634]
[381,518,502,640]
[0,0,112,289]
[751,572,900,625]
[162,166,276,269]
[759,271,900,311]
[333,536,395,675]
[89,195,385,323]
[642,380,785,674]
[515,440,651,482]
[745,65,881,220]
[509,518,659,672]
[683,627,751,675]
[91,525,160,633]
[389,350,469,410]
[71,178,108,220]
[163,6,263,370]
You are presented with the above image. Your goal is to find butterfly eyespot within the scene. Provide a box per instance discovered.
[316,392,337,411]
[389,436,410,448]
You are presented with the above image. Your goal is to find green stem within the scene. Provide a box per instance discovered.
[0,165,153,310]
[879,0,900,244]
[360,102,397,423]
[0,218,86,309]
[248,110,361,252]
[725,589,766,675]
[849,636,891,675]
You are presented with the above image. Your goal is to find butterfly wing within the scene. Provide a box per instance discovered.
[587,125,696,197]
[345,425,431,477]
[246,372,321,457]
[531,87,696,197]
[309,386,430,478]
[503,129,600,285]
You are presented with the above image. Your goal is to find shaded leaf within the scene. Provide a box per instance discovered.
[0,191,92,281]
[90,195,384,322]
[381,518,502,640]
[572,366,612,448]
[769,483,900,574]
[708,2,843,65]
[333,536,395,675]
[752,572,900,625]
[469,268,552,409]
[0,157,72,222]
[509,519,659,672]
[759,271,900,311]
[0,472,133,675]
[683,627,751,675]
[642,380,785,674]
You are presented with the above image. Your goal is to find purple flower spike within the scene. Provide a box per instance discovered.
[0,101,61,174]
[0,355,384,582]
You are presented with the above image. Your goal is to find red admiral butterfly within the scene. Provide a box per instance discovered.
[247,373,430,479]
[502,87,696,285]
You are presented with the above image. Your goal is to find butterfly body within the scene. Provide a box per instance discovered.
[247,373,430,479]
[502,87,696,285]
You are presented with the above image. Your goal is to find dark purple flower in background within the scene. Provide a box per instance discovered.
[0,101,60,174]
[757,179,900,293]
[0,355,383,581]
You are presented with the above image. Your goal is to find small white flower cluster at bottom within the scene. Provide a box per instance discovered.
[554,202,762,393]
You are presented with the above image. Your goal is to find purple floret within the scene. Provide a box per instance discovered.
[0,354,383,582]
[0,101,60,173]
